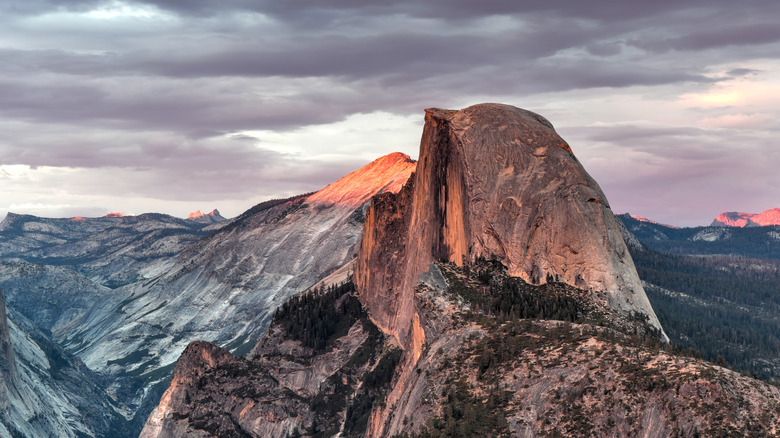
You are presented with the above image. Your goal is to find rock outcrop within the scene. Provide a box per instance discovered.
[356,104,665,351]
[711,208,780,227]
[0,288,125,438]
[186,209,226,224]
[140,261,780,438]
[141,285,400,438]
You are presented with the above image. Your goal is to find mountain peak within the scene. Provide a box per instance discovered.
[186,208,226,223]
[623,213,679,229]
[305,152,416,208]
[103,212,123,218]
[711,208,780,227]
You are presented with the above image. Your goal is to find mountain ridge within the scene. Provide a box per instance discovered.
[711,208,780,227]
[186,209,226,224]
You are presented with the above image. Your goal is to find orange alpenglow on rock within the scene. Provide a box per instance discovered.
[306,152,417,208]
[104,212,123,218]
[711,208,780,227]
[355,103,667,352]
[187,209,222,219]
[186,209,225,223]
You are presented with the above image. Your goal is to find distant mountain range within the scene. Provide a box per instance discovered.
[618,213,780,259]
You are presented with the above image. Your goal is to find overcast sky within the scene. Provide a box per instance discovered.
[1,1,779,226]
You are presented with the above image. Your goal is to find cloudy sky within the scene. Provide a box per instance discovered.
[1,0,779,226]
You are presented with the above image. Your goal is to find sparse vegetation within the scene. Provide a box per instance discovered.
[435,257,663,340]
[343,347,402,437]
[402,378,510,438]
[272,280,361,353]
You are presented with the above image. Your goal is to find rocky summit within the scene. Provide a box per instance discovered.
[355,103,665,354]
[711,208,780,227]
[186,209,226,224]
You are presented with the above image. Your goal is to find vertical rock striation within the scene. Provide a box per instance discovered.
[0,289,18,414]
[356,103,666,351]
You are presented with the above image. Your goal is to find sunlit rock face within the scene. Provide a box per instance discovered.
[356,103,666,349]
[306,152,416,208]
[712,208,780,227]
[0,153,417,436]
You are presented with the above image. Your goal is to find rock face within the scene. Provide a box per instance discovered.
[68,152,415,373]
[141,285,400,438]
[711,208,780,227]
[356,104,665,350]
[48,152,414,429]
[0,288,125,438]
[0,289,18,414]
[0,212,223,432]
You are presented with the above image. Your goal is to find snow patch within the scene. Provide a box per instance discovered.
[692,228,729,242]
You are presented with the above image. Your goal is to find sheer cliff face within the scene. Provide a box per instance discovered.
[356,104,665,347]
[0,290,17,413]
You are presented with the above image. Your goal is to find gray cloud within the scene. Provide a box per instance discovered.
[629,23,780,53]
[1,0,102,15]
[126,0,771,23]
[727,68,760,77]
[1,0,779,224]
[564,123,780,226]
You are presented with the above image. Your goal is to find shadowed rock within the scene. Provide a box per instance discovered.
[0,289,18,414]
